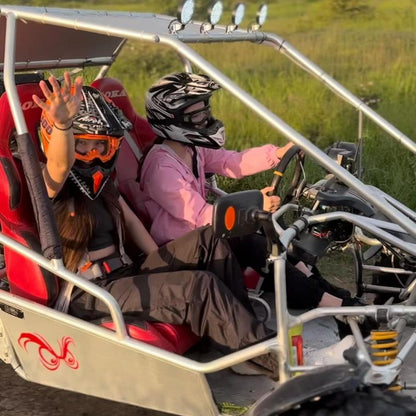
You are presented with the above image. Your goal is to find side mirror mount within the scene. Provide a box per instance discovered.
[325,141,360,175]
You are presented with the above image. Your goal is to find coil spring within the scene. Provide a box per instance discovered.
[370,330,398,366]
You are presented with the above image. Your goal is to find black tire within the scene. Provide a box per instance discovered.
[280,386,416,416]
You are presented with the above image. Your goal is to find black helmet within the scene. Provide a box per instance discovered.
[145,72,225,149]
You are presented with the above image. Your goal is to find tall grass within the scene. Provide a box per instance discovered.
[15,0,416,207]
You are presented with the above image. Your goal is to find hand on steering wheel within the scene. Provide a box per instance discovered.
[267,144,305,204]
[261,187,281,213]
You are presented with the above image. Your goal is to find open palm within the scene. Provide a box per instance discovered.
[33,72,83,126]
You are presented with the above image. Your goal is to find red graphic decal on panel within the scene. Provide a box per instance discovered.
[18,333,79,371]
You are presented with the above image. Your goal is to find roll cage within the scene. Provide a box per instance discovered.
[0,5,416,416]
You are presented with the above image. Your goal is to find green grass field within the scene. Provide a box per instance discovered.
[11,0,416,208]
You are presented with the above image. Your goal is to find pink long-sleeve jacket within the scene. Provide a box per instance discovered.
[140,143,281,245]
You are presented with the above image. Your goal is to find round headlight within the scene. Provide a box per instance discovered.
[209,1,223,26]
[232,3,246,26]
[178,0,195,25]
[256,4,268,27]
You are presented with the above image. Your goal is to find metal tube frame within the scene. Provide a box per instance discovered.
[0,229,280,373]
[262,34,416,155]
[1,5,416,401]
[279,211,416,256]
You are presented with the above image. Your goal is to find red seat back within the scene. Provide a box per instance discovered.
[0,83,58,305]
[91,77,156,227]
[91,77,155,154]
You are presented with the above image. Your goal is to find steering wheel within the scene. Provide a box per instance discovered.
[268,145,305,205]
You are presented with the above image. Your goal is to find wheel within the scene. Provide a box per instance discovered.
[279,386,416,416]
[247,364,416,416]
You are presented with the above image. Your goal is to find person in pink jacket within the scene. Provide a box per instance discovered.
[140,73,290,246]
[140,72,362,314]
[141,135,290,246]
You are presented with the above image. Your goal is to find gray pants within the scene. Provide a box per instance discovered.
[70,226,271,350]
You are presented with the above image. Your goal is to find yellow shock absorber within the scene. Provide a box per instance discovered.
[370,330,399,366]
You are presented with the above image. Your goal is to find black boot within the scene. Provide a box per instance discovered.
[310,266,352,300]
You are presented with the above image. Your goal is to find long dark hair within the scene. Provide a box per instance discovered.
[53,179,122,272]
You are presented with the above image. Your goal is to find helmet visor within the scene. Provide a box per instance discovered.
[74,134,122,163]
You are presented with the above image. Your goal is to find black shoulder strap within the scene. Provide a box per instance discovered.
[191,146,199,179]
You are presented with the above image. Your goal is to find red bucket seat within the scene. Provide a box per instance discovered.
[0,80,198,354]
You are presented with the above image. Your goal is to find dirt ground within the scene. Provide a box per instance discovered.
[0,361,170,416]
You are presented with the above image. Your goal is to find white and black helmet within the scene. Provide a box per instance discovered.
[73,86,132,136]
[145,72,225,149]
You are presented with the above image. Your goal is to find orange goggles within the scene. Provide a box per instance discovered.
[74,134,122,163]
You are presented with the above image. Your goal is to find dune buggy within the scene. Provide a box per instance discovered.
[0,2,416,415]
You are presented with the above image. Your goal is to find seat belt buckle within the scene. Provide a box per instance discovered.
[101,257,125,275]
[80,261,93,272]
[102,261,112,274]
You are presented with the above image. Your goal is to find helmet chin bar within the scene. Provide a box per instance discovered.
[69,169,110,200]
[69,154,118,200]
[159,118,225,149]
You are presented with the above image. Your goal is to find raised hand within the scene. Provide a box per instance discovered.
[33,72,83,127]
